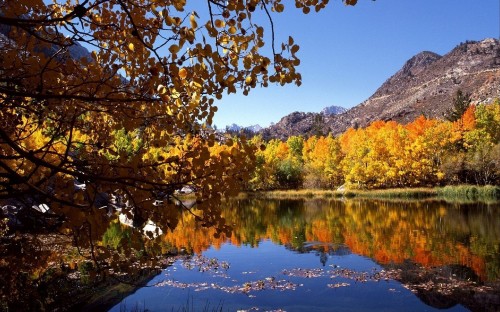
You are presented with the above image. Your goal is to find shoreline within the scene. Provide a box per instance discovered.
[237,185,500,202]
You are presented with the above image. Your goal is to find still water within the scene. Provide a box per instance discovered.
[110,198,500,312]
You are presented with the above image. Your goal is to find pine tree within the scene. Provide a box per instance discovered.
[447,90,472,121]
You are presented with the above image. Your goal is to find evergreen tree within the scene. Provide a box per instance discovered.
[447,90,472,121]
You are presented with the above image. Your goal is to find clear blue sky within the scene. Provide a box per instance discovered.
[210,0,499,128]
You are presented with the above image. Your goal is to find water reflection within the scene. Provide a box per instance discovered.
[112,198,500,312]
[164,198,500,283]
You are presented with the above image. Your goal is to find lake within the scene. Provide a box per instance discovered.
[110,198,500,312]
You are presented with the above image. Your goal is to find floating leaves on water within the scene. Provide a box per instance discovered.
[180,255,230,277]
[401,276,486,296]
[281,266,402,283]
[328,266,402,283]
[158,257,405,296]
[155,278,298,294]
[327,283,350,288]
[282,268,323,278]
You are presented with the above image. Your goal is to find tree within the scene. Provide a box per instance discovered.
[442,100,500,185]
[302,135,343,189]
[447,89,472,122]
[462,101,500,184]
[0,0,358,307]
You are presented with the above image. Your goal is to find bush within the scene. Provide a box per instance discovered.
[103,221,132,249]
[437,185,500,200]
[275,159,303,189]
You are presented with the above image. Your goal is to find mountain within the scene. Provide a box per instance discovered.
[224,123,262,133]
[261,38,500,139]
[321,105,348,116]
[259,106,346,140]
[247,124,263,132]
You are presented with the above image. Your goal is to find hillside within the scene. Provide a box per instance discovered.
[262,38,500,139]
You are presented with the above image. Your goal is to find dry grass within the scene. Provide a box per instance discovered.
[246,189,341,199]
[243,186,499,201]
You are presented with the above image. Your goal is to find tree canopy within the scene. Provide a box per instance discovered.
[248,101,500,190]
[0,0,362,297]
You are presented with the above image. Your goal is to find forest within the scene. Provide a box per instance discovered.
[246,100,500,190]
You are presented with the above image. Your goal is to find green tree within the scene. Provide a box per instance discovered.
[462,101,500,184]
[275,159,303,189]
[287,136,305,163]
[447,89,472,122]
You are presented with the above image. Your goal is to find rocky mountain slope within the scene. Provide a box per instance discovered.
[261,106,345,140]
[262,38,500,139]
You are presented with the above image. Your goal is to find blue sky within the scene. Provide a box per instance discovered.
[210,0,500,128]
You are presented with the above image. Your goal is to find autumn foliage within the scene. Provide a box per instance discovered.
[0,0,362,306]
[0,0,354,248]
[249,101,500,190]
[0,0,498,308]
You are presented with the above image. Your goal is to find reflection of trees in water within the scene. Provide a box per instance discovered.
[221,198,500,311]
[222,198,500,281]
[384,260,500,312]
[4,198,498,310]
[164,197,500,282]
[337,199,499,282]
[282,241,352,266]
[36,198,496,311]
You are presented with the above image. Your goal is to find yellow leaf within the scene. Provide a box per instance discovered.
[157,84,167,94]
[190,13,198,29]
[179,67,188,79]
[214,19,225,28]
[128,43,135,51]
[169,44,180,54]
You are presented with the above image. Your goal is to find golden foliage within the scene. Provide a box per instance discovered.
[0,0,346,294]
[252,103,500,190]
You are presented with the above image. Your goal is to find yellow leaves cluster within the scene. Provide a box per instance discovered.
[0,0,364,281]
[249,101,500,191]
[338,118,452,188]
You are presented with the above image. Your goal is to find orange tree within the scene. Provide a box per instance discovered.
[0,0,359,305]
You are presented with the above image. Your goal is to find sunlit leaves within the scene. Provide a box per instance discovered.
[157,84,168,94]
[178,67,188,79]
[250,101,499,190]
[214,19,225,28]
[0,0,328,281]
[0,0,364,299]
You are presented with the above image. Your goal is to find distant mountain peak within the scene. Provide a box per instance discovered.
[224,123,262,133]
[321,105,347,116]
